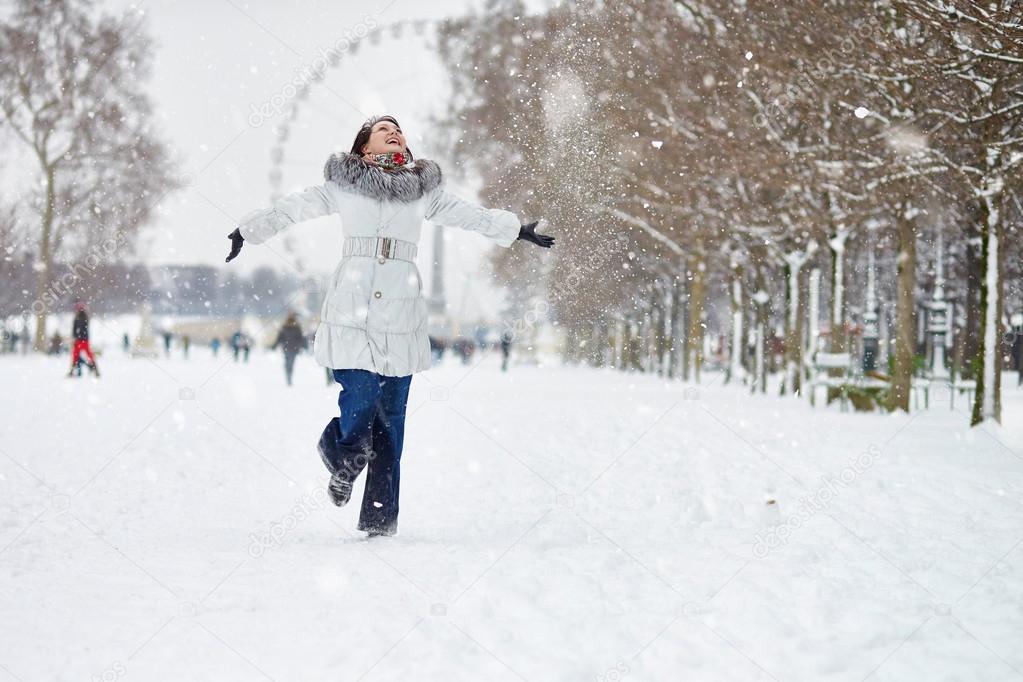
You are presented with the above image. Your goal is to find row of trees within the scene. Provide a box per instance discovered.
[435,0,1023,425]
[0,256,318,321]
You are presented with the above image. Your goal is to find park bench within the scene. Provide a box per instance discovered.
[808,351,853,409]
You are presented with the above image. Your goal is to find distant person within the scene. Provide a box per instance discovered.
[210,337,221,357]
[162,330,173,358]
[241,333,251,362]
[429,335,446,362]
[452,337,474,364]
[230,330,243,361]
[20,317,31,354]
[474,325,488,352]
[500,330,513,372]
[67,302,100,378]
[122,332,131,354]
[272,313,308,386]
[49,332,64,356]
[182,334,190,359]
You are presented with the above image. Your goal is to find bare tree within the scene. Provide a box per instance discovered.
[0,0,180,349]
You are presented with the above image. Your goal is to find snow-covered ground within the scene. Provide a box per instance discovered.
[1,348,1022,681]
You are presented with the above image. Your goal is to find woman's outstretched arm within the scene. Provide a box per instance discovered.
[226,185,334,262]
[423,186,523,248]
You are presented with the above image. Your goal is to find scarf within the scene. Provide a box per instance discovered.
[368,151,411,170]
[323,152,443,203]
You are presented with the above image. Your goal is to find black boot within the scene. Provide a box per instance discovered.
[317,418,341,475]
[362,525,397,538]
[320,426,353,507]
[327,472,353,507]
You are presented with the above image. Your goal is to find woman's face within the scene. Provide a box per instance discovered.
[361,120,407,158]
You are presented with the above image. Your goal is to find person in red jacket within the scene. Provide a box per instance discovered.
[68,302,100,378]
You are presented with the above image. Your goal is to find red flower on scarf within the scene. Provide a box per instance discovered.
[393,152,405,165]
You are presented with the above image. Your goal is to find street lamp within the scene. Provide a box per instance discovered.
[925,231,950,380]
[862,246,879,372]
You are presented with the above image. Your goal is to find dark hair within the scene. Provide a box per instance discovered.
[349,115,414,161]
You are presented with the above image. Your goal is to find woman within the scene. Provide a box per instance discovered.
[225,115,554,537]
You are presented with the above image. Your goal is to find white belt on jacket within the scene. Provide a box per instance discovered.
[342,236,418,263]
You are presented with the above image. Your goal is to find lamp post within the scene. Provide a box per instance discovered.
[862,247,879,372]
[927,231,950,380]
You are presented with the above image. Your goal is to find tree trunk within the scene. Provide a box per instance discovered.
[783,258,804,396]
[808,266,820,359]
[625,318,642,371]
[600,321,614,367]
[887,209,916,412]
[33,165,57,351]
[640,306,652,373]
[685,260,706,382]
[751,267,769,394]
[654,284,670,377]
[972,154,1004,425]
[794,268,808,395]
[727,266,743,384]
[622,320,632,370]
[650,282,668,375]
[586,321,602,366]
[668,272,684,379]
[963,237,982,374]
[827,231,848,402]
[754,313,766,394]
[828,229,849,353]
[613,318,625,370]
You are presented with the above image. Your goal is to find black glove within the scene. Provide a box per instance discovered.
[225,228,244,263]
[517,221,554,248]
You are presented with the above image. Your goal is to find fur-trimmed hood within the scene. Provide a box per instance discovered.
[323,152,442,203]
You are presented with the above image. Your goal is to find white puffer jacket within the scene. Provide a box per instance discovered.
[238,152,520,376]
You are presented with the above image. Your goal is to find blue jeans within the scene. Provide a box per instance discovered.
[318,369,413,534]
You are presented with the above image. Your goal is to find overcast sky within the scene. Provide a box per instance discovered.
[97,0,545,322]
